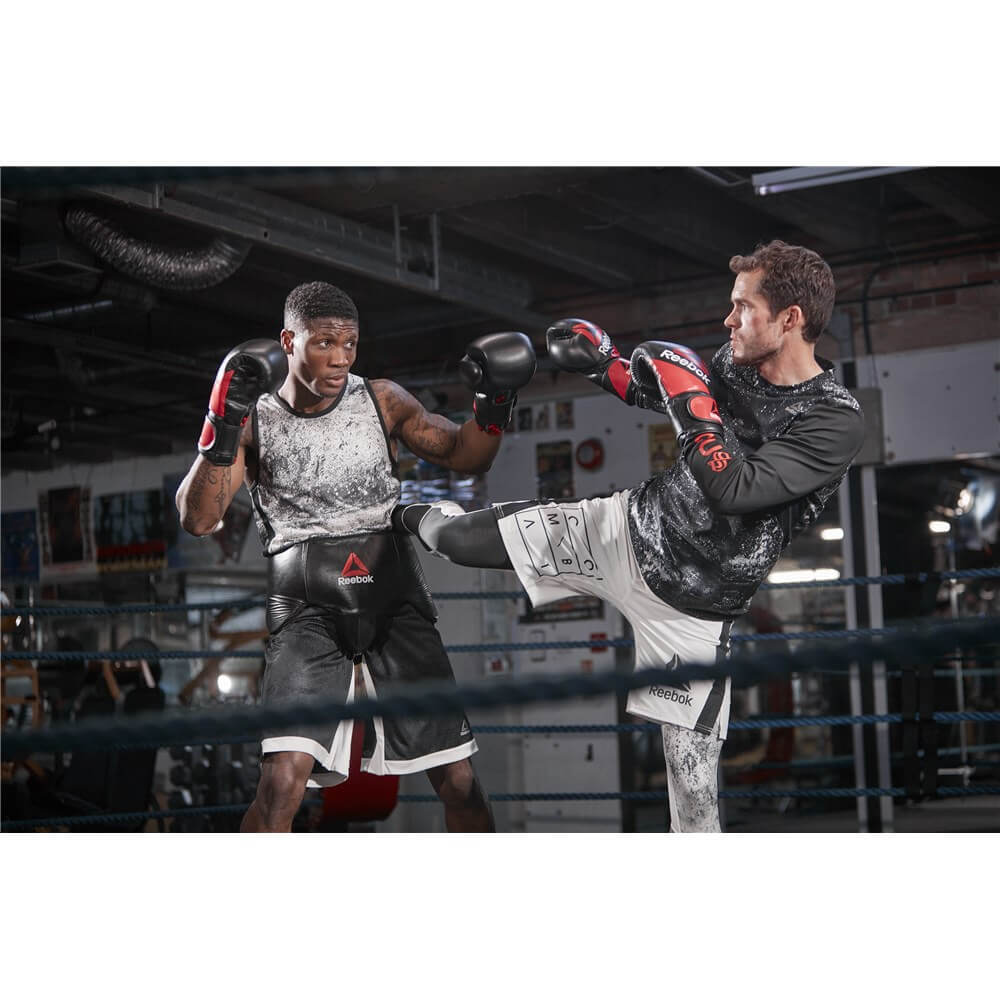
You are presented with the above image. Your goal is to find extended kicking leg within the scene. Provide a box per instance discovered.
[392,502,513,569]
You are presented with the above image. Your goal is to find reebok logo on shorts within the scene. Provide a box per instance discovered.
[338,552,374,585]
[649,654,693,704]
[649,686,693,706]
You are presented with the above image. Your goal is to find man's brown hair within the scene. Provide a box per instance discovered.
[729,240,835,343]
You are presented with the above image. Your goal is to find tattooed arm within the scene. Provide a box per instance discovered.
[175,421,254,536]
[371,379,502,475]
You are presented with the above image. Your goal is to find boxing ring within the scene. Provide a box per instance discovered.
[3,567,999,833]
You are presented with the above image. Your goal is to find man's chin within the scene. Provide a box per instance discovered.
[731,346,774,369]
[314,380,346,397]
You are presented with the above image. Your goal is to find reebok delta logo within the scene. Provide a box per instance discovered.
[648,654,693,705]
[338,552,374,586]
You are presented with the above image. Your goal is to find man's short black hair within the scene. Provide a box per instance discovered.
[284,281,358,332]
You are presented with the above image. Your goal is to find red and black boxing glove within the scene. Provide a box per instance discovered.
[198,339,288,465]
[545,318,665,412]
[458,331,537,434]
[629,340,733,476]
[629,340,721,436]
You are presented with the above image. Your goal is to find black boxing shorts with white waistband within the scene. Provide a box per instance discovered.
[266,531,437,656]
[260,532,476,784]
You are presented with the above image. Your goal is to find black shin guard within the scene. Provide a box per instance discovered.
[391,503,512,569]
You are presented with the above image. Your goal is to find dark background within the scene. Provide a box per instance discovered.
[4,164,998,471]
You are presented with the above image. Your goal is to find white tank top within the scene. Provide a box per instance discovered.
[250,374,400,554]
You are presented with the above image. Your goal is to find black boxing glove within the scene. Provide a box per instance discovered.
[545,318,664,413]
[197,339,288,465]
[458,331,536,434]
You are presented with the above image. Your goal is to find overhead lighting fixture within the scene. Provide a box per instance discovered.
[217,674,233,694]
[768,568,841,584]
[820,527,844,541]
[929,520,951,534]
[752,167,915,196]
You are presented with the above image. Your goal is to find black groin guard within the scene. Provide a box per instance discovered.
[266,532,438,658]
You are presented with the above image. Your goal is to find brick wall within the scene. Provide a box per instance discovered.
[835,249,1000,357]
[549,247,1000,361]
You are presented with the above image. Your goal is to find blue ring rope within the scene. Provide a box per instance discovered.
[4,785,999,831]
[472,713,1000,733]
[7,567,1000,617]
[3,617,998,756]
[5,615,999,661]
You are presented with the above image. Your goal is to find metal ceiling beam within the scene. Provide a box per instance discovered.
[364,302,481,340]
[1,166,351,195]
[2,318,214,378]
[271,166,616,216]
[4,367,202,416]
[564,190,717,269]
[444,200,653,287]
[893,171,997,228]
[81,184,549,333]
[716,175,882,248]
[563,173,760,270]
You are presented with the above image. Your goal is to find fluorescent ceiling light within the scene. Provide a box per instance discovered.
[752,167,915,196]
[820,527,844,541]
[768,568,841,584]
[928,520,951,534]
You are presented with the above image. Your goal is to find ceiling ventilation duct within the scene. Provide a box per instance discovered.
[63,203,250,291]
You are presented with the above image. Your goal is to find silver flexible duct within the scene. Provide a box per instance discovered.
[64,203,249,291]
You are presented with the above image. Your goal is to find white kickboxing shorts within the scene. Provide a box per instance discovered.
[495,490,731,738]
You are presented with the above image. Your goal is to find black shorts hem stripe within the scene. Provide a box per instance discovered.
[693,621,732,735]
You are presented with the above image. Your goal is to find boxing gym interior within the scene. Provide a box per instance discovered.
[2,165,998,833]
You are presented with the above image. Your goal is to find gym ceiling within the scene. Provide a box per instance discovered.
[2,165,998,471]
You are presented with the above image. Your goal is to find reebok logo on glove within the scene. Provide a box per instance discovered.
[572,322,617,358]
[657,347,710,385]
